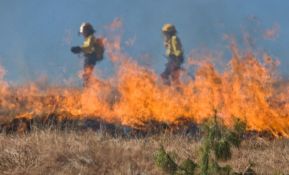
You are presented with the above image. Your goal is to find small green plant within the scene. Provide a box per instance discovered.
[154,112,251,175]
[178,159,198,175]
[154,145,178,174]
[199,113,247,175]
[154,146,197,175]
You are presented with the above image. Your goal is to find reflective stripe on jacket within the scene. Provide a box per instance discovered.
[165,35,183,58]
[81,35,104,58]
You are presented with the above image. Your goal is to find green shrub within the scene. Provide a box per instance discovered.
[178,158,197,175]
[233,118,246,136]
[154,113,254,175]
[225,132,241,148]
[154,145,178,174]
[199,114,247,175]
[214,139,231,161]
[154,146,198,175]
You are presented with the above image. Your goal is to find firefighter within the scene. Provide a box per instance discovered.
[71,22,105,87]
[161,24,184,85]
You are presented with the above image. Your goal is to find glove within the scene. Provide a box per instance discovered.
[71,46,82,54]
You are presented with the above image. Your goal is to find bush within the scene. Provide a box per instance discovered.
[214,139,231,161]
[178,159,197,175]
[154,113,254,175]
[199,114,246,175]
[154,146,198,175]
[154,146,178,175]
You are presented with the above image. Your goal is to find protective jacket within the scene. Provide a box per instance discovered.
[164,35,183,59]
[82,34,104,60]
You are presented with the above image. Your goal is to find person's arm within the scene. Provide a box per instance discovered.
[71,36,94,55]
[71,46,81,54]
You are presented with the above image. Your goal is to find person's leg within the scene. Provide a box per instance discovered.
[171,59,182,86]
[83,55,97,87]
[83,64,94,87]
[161,63,172,85]
[171,67,181,85]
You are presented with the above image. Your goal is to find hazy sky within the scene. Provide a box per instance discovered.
[0,0,288,84]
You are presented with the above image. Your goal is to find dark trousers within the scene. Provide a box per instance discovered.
[83,54,102,87]
[161,56,183,85]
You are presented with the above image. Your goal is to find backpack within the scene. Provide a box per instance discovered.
[93,37,105,61]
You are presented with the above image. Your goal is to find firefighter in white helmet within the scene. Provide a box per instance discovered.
[71,22,105,87]
[161,23,184,85]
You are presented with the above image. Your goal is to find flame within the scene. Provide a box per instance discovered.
[0,20,289,137]
[263,24,280,40]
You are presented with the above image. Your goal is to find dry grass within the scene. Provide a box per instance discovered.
[0,129,288,175]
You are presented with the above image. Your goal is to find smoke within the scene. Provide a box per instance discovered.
[63,29,73,47]
[263,24,280,40]
[0,64,6,80]
[0,18,289,137]
[1,1,289,137]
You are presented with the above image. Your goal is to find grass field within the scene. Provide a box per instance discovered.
[0,129,288,175]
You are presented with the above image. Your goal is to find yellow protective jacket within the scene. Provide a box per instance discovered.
[81,35,104,58]
[164,35,183,58]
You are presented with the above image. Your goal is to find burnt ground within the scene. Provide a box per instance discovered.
[0,113,200,138]
[0,112,277,141]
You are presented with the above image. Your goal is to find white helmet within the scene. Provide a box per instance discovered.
[79,22,95,35]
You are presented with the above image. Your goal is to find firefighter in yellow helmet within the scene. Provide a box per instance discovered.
[161,24,184,85]
[71,22,105,87]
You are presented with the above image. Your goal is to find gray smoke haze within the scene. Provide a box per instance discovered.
[0,0,288,84]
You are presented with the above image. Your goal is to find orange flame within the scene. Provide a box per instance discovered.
[0,20,289,137]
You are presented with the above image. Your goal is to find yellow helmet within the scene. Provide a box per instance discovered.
[162,23,176,33]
